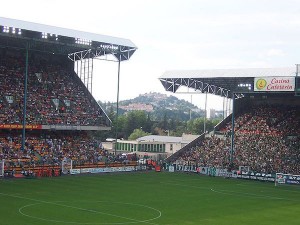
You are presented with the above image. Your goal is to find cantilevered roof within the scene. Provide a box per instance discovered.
[0,17,136,48]
[161,67,295,79]
[159,67,298,99]
[0,17,137,60]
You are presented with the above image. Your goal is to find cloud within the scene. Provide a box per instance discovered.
[266,49,286,57]
[259,49,286,58]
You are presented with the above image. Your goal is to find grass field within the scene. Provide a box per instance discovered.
[0,171,300,225]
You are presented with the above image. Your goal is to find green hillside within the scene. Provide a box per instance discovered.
[100,92,206,121]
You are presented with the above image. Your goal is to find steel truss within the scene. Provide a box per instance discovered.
[159,77,244,99]
[67,45,136,62]
[68,46,136,94]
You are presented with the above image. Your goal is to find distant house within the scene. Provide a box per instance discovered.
[119,103,154,112]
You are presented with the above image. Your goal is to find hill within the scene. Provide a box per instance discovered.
[99,92,205,121]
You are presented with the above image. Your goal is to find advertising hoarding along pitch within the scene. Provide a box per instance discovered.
[0,124,42,129]
[254,77,295,92]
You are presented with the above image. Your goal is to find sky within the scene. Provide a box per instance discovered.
[2,0,300,111]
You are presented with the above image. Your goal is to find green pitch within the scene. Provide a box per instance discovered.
[0,172,300,225]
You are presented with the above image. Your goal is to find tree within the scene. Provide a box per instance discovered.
[186,117,222,135]
[128,128,150,140]
[124,111,148,138]
[187,118,205,134]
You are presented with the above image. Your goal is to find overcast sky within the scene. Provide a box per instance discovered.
[2,0,300,110]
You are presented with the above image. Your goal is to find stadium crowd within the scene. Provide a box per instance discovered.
[0,55,106,126]
[0,52,136,175]
[1,51,299,176]
[0,130,135,171]
[173,104,300,174]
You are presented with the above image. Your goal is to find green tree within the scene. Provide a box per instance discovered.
[124,111,148,138]
[187,118,205,134]
[128,128,150,140]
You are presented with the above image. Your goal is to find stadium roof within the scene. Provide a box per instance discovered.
[0,17,137,61]
[159,67,299,99]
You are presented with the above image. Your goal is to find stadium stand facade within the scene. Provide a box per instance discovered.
[0,17,137,178]
[161,69,300,177]
[169,94,300,174]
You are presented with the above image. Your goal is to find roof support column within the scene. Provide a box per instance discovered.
[230,93,235,168]
[114,55,121,156]
[204,92,207,134]
[222,96,226,120]
[21,43,29,151]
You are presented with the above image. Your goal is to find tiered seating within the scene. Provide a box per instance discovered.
[0,56,106,126]
[172,103,300,174]
[0,51,119,177]
[0,130,136,175]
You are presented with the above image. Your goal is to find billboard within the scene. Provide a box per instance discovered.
[0,124,42,129]
[0,160,4,177]
[276,173,300,186]
[254,77,295,92]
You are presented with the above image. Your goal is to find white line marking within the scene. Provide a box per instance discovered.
[160,182,211,190]
[210,188,297,201]
[161,181,297,201]
[0,192,161,225]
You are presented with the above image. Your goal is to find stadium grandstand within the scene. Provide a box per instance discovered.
[160,67,300,181]
[0,17,138,178]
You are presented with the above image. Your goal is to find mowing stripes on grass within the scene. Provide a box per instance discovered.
[0,172,300,225]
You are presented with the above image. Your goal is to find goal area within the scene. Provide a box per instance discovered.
[275,173,300,187]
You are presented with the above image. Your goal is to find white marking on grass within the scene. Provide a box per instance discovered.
[18,201,161,225]
[160,182,211,190]
[160,181,297,201]
[236,182,300,194]
[210,188,297,201]
[0,192,161,224]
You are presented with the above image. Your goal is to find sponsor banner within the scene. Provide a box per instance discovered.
[62,158,72,175]
[208,167,216,176]
[286,180,300,185]
[254,77,295,92]
[175,164,196,172]
[90,168,104,173]
[216,168,229,177]
[125,166,136,171]
[173,165,233,178]
[231,171,238,178]
[0,124,42,129]
[81,168,90,173]
[136,165,147,171]
[0,160,4,177]
[237,171,275,182]
[276,174,300,185]
[70,169,81,175]
[169,166,174,172]
[70,166,137,175]
[199,167,208,175]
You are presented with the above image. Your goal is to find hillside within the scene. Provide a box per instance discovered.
[99,92,205,121]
